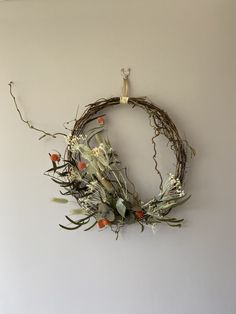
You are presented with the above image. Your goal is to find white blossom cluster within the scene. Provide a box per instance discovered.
[66,134,87,153]
[141,173,187,219]
[159,173,185,201]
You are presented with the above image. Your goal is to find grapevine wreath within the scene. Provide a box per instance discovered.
[9,69,194,239]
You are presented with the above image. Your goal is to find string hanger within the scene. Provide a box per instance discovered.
[120,68,130,104]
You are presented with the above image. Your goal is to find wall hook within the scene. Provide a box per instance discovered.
[121,68,131,80]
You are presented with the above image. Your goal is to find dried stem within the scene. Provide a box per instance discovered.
[9,81,66,140]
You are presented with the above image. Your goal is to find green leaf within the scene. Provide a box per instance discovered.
[51,197,68,204]
[59,224,81,230]
[173,195,191,207]
[71,208,88,215]
[84,221,97,231]
[116,198,126,218]
[45,163,67,173]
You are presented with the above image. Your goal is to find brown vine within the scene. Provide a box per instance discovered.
[69,96,193,186]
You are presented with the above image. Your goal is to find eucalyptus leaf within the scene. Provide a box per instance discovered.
[116,198,126,218]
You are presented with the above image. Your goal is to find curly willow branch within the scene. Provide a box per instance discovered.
[8,81,66,140]
[69,97,191,186]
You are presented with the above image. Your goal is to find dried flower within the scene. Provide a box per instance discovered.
[77,161,86,171]
[50,153,60,162]
[97,218,110,229]
[134,210,145,219]
[97,116,105,125]
[158,173,185,201]
[92,147,100,157]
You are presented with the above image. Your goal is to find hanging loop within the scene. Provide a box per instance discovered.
[121,68,130,80]
[120,68,130,104]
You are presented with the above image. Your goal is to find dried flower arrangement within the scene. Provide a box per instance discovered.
[9,73,194,239]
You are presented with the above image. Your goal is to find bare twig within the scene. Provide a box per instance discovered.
[8,81,66,140]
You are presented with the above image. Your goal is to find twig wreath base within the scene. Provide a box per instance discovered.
[9,82,194,239]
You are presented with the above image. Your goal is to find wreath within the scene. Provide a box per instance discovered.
[9,70,194,239]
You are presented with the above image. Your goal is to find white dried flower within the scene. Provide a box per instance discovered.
[99,143,105,149]
[159,173,185,201]
[92,147,100,157]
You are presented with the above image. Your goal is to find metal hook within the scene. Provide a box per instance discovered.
[121,68,130,80]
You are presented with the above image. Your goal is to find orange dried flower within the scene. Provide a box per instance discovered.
[134,211,145,219]
[50,153,60,162]
[77,161,86,171]
[97,218,110,229]
[97,116,105,125]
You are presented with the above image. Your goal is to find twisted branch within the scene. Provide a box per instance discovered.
[9,81,66,140]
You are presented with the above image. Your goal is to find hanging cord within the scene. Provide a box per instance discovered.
[120,68,130,104]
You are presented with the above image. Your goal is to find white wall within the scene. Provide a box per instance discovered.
[0,1,235,314]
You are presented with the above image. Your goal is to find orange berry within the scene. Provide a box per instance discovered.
[77,161,86,171]
[97,116,105,125]
[50,153,60,162]
[97,218,110,229]
[134,211,145,219]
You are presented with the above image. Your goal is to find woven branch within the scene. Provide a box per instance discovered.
[69,97,192,187]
